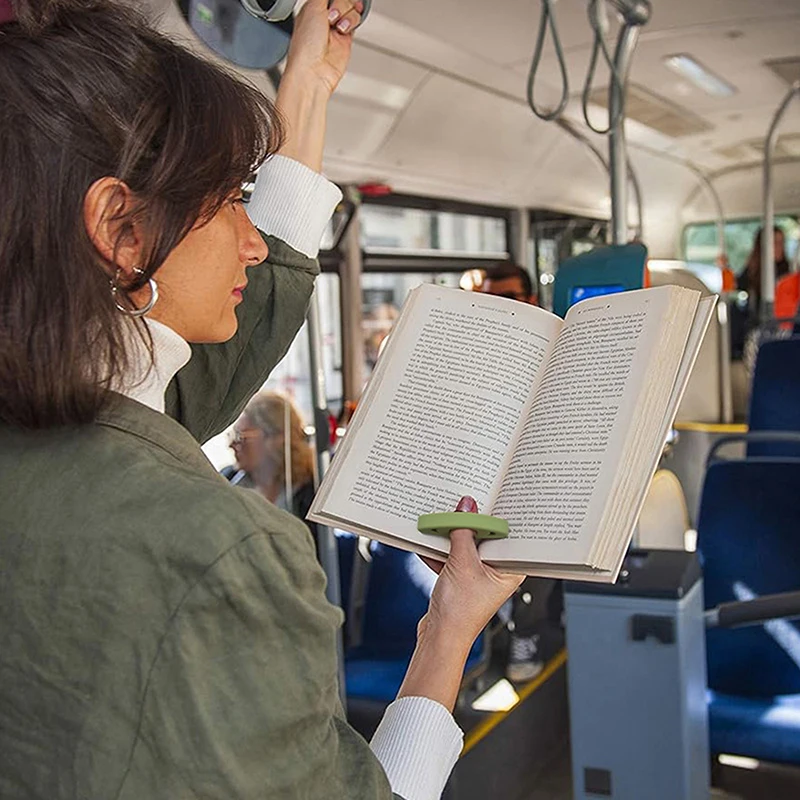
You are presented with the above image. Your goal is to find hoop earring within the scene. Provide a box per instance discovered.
[110,268,159,318]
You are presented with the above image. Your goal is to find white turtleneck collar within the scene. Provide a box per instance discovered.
[115,318,192,413]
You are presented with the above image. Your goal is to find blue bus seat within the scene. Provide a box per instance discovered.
[552,242,648,318]
[697,457,800,764]
[748,338,800,457]
[336,534,484,703]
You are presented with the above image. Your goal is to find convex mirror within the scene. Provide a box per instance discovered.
[178,0,370,70]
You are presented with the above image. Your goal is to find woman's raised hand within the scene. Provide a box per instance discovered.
[282,0,363,97]
[421,496,524,650]
[275,1,362,171]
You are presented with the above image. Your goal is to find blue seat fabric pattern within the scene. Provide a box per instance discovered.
[708,691,800,764]
[748,337,800,457]
[337,534,482,703]
[698,459,800,764]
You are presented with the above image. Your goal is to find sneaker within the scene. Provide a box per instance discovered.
[507,632,544,683]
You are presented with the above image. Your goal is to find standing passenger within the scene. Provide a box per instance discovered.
[0,2,524,799]
[738,226,790,313]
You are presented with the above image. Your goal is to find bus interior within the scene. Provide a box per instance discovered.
[150,0,800,797]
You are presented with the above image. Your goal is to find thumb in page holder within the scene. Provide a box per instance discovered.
[417,512,509,541]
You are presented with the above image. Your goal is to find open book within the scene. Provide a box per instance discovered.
[309,284,716,582]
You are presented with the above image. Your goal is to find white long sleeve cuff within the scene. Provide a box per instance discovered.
[247,155,342,258]
[370,696,463,800]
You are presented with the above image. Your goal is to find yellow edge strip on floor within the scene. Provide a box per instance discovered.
[674,422,748,434]
[461,648,568,756]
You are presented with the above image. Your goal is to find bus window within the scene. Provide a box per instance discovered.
[683,217,799,276]
[202,273,342,471]
[361,272,462,377]
[360,205,507,256]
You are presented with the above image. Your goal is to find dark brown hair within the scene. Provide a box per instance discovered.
[483,262,534,298]
[0,0,284,428]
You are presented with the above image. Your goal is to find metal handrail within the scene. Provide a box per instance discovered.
[716,301,733,423]
[691,168,726,260]
[706,432,800,466]
[705,590,800,629]
[556,118,644,240]
[609,21,646,245]
[762,80,800,320]
[526,1,651,243]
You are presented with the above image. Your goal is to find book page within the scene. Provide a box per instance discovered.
[483,287,676,566]
[310,284,563,555]
[663,295,717,430]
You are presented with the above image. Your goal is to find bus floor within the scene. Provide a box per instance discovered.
[499,746,800,800]
[443,624,569,800]
[349,623,800,799]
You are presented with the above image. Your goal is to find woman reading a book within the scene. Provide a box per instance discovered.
[0,2,523,798]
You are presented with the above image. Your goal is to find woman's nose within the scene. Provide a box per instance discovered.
[242,215,269,266]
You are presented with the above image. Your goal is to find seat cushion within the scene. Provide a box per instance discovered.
[346,659,411,703]
[709,690,800,765]
[346,644,485,704]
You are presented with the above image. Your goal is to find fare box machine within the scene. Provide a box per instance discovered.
[565,549,710,800]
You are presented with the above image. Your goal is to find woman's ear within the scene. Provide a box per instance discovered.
[83,177,143,278]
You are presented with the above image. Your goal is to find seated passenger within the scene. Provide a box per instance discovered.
[227,391,319,542]
[478,261,538,305]
[0,3,524,799]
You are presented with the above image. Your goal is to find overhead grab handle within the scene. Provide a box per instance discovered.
[527,0,570,122]
[581,0,650,136]
[524,1,651,245]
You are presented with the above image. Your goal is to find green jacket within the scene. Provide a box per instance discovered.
[0,238,395,799]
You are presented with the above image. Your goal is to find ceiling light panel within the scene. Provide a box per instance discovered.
[663,54,737,98]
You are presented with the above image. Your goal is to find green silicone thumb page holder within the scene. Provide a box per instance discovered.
[417,512,509,541]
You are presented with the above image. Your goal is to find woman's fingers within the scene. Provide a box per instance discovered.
[327,1,363,33]
[447,527,481,565]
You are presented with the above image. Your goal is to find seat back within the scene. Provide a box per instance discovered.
[748,338,800,457]
[338,536,485,704]
[636,469,690,551]
[351,541,435,660]
[552,243,647,318]
[698,458,800,696]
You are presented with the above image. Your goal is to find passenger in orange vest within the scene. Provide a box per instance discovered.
[775,272,800,328]
[716,253,736,293]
